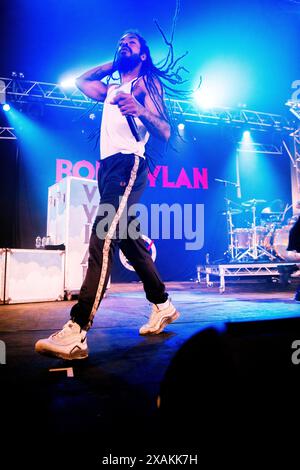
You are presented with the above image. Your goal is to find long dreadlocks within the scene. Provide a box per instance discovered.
[86,0,198,158]
[107,0,197,138]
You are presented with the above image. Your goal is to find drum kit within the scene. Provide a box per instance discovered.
[223,198,300,262]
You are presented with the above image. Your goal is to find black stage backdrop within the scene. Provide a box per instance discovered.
[0,106,292,281]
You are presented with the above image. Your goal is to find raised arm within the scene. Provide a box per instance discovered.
[75,62,114,102]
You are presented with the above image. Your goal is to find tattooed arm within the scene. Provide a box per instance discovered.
[139,93,171,142]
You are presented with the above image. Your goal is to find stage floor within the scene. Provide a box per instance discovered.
[1,281,300,463]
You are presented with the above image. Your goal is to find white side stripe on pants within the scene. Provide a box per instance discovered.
[86,155,140,329]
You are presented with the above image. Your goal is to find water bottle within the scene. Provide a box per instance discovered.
[35,236,42,249]
[41,236,47,248]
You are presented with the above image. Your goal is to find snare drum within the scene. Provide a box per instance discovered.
[233,228,250,249]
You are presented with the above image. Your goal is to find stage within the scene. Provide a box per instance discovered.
[1,281,300,464]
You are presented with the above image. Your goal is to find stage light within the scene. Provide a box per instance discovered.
[11,71,25,79]
[194,60,251,109]
[178,123,185,131]
[243,130,251,139]
[194,81,225,108]
[60,77,77,89]
[239,130,254,150]
[194,87,216,108]
[89,113,96,120]
[3,104,10,112]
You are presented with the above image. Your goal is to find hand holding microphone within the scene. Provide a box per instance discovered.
[110,91,142,141]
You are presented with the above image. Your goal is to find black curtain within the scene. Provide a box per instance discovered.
[0,140,46,248]
[0,140,19,247]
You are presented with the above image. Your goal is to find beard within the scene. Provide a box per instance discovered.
[116,51,142,73]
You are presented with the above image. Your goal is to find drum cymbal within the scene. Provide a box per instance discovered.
[261,211,282,216]
[221,209,242,215]
[242,199,267,207]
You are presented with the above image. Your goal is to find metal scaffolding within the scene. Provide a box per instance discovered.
[0,76,294,132]
[0,76,91,110]
[0,127,17,140]
[287,126,300,212]
[198,262,298,293]
[237,142,283,155]
[284,100,300,213]
[166,99,293,132]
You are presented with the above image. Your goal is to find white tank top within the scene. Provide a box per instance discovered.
[100,78,149,160]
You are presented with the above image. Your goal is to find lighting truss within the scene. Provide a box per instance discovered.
[0,76,92,110]
[166,98,293,132]
[286,99,300,121]
[237,142,282,155]
[0,76,294,132]
[285,97,300,210]
[0,127,17,140]
[290,127,300,208]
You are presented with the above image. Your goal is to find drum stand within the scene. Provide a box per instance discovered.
[216,178,240,261]
[225,201,235,260]
[235,205,276,261]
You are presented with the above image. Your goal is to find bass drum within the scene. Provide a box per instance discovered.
[273,226,300,261]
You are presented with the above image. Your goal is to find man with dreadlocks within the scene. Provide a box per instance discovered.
[35,32,180,360]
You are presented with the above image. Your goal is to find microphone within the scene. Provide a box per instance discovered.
[126,115,141,142]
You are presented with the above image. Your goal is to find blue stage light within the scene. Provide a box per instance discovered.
[243,130,251,139]
[3,104,10,112]
[60,77,77,89]
[178,123,185,131]
[194,87,215,108]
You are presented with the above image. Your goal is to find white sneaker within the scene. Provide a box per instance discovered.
[35,320,88,360]
[139,299,180,335]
